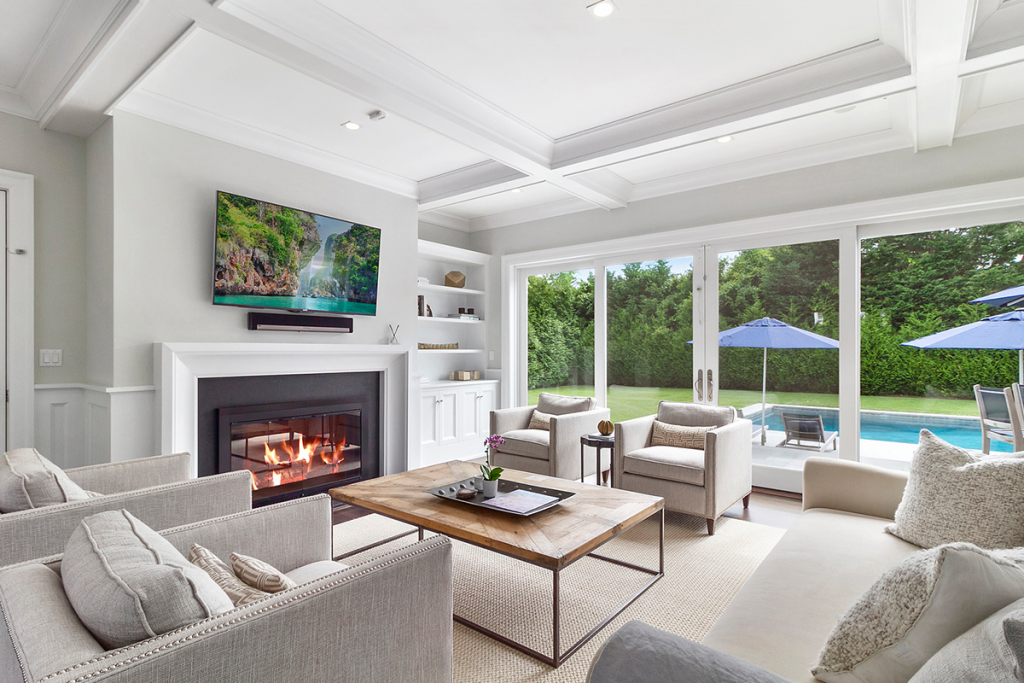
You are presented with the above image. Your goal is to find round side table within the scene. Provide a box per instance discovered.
[580,433,615,487]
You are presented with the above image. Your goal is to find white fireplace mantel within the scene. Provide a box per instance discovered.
[154,342,413,478]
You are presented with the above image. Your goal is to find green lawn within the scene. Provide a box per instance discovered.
[528,385,978,423]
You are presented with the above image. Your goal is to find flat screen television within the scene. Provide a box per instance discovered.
[213,191,380,316]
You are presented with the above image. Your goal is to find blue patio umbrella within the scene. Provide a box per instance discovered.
[691,318,839,444]
[901,309,1024,384]
[971,285,1024,309]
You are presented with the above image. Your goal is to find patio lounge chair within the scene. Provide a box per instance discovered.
[974,384,1017,454]
[779,413,837,452]
[1002,383,1024,451]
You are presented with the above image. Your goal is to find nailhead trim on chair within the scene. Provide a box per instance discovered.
[37,535,450,682]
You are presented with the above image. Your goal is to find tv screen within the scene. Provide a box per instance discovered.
[213,191,380,316]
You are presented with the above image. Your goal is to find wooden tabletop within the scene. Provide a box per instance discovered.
[330,461,664,570]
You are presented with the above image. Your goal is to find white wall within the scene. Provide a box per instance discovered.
[110,111,419,387]
[469,123,1024,370]
[418,221,471,249]
[86,119,114,386]
[0,111,87,384]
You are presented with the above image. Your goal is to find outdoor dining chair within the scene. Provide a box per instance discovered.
[974,384,1017,454]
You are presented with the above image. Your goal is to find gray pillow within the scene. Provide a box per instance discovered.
[0,448,91,512]
[887,430,1024,549]
[62,509,234,649]
[587,620,791,683]
[909,597,1024,682]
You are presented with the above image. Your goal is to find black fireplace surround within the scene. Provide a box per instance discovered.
[197,372,380,506]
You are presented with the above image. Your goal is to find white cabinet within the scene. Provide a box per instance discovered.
[419,380,499,466]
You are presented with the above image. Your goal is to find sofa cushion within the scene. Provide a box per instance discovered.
[189,544,268,606]
[887,430,1024,549]
[702,509,921,683]
[812,543,1024,683]
[536,392,595,415]
[624,446,705,486]
[656,402,735,428]
[907,597,1024,683]
[286,560,350,585]
[587,620,791,683]
[495,429,550,460]
[528,410,554,431]
[231,552,298,592]
[651,421,712,450]
[62,509,234,649]
[0,448,91,512]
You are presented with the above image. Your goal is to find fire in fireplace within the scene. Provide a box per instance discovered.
[218,399,375,505]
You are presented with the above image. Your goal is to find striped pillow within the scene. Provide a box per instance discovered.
[189,544,268,607]
[231,553,298,593]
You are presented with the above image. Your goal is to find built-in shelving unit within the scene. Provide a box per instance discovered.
[417,240,499,466]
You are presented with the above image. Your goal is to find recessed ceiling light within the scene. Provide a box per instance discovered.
[834,105,857,114]
[717,135,734,144]
[343,121,360,130]
[588,0,615,17]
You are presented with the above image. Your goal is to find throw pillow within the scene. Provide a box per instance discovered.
[536,393,594,415]
[528,410,554,431]
[190,544,269,606]
[907,597,1024,683]
[0,448,91,512]
[887,430,1024,549]
[1004,610,1024,675]
[231,552,298,593]
[61,510,234,649]
[812,543,1024,683]
[651,421,712,450]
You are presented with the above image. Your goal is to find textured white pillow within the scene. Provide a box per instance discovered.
[907,597,1024,683]
[62,510,234,649]
[0,448,91,512]
[887,430,1024,549]
[812,543,1024,683]
[528,410,553,431]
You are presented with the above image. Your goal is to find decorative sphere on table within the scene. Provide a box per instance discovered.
[598,420,613,436]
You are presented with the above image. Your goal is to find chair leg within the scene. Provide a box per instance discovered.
[742,494,750,509]
[706,518,716,535]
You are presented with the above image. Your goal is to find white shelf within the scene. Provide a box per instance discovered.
[417,349,487,354]
[418,316,484,324]
[421,379,498,389]
[418,283,485,296]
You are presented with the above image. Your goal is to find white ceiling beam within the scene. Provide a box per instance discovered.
[911,0,976,150]
[961,42,1024,75]
[418,162,529,212]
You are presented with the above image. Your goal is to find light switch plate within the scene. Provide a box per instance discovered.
[39,349,62,367]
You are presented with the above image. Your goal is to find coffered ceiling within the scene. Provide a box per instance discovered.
[5,0,1024,232]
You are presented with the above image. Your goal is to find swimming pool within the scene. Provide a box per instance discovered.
[748,405,1008,453]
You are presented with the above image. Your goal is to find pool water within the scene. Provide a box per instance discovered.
[753,407,1011,453]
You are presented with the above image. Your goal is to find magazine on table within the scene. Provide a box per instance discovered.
[481,488,558,513]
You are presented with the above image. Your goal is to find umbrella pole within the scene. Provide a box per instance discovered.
[761,347,767,446]
[1020,349,1023,386]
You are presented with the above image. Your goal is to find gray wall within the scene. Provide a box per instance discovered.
[469,123,1024,369]
[109,112,419,386]
[0,111,87,384]
[418,221,471,249]
[86,119,114,386]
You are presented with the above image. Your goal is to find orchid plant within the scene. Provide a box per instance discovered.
[480,463,504,481]
[484,434,505,450]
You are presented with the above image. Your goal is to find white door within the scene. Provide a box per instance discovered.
[420,390,440,449]
[438,388,459,445]
[460,387,483,442]
[476,384,496,437]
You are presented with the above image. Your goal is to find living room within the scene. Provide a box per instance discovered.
[3,0,1024,681]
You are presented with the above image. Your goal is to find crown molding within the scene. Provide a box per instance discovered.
[0,87,36,120]
[418,211,471,232]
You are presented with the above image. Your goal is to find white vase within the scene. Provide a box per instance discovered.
[482,479,499,498]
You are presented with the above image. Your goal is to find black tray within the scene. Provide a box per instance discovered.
[425,477,576,516]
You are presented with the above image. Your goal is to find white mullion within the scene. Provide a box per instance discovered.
[838,226,861,461]
[594,258,609,409]
[702,245,720,405]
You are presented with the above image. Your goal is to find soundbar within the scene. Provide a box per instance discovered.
[247,312,353,333]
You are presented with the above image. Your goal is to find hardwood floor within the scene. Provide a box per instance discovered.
[721,487,802,530]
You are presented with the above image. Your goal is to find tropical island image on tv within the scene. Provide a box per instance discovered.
[213,191,380,316]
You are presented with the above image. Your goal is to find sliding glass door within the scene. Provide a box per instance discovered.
[526,268,595,404]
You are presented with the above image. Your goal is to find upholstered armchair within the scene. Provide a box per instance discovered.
[613,402,752,535]
[0,452,252,565]
[0,495,453,683]
[489,392,611,481]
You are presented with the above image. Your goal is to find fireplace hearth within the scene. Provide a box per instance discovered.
[196,371,381,506]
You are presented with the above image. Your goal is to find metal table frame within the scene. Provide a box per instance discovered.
[335,506,665,668]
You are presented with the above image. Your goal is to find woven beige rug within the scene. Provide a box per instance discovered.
[333,511,784,683]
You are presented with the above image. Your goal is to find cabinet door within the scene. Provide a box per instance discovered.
[460,387,486,442]
[438,388,459,445]
[420,391,441,448]
[476,385,497,437]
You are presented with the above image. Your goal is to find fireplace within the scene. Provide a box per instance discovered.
[196,370,381,506]
[219,399,374,505]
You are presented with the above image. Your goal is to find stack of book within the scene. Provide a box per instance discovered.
[446,313,480,320]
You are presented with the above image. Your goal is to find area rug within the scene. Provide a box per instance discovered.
[333,511,785,683]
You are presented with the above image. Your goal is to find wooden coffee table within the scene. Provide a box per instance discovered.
[330,461,664,667]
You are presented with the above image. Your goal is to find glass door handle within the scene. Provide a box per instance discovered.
[707,370,714,403]
[694,369,703,402]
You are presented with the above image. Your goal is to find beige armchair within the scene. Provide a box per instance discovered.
[613,402,752,535]
[489,392,611,481]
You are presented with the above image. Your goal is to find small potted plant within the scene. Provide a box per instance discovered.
[481,435,505,493]
[479,464,503,498]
